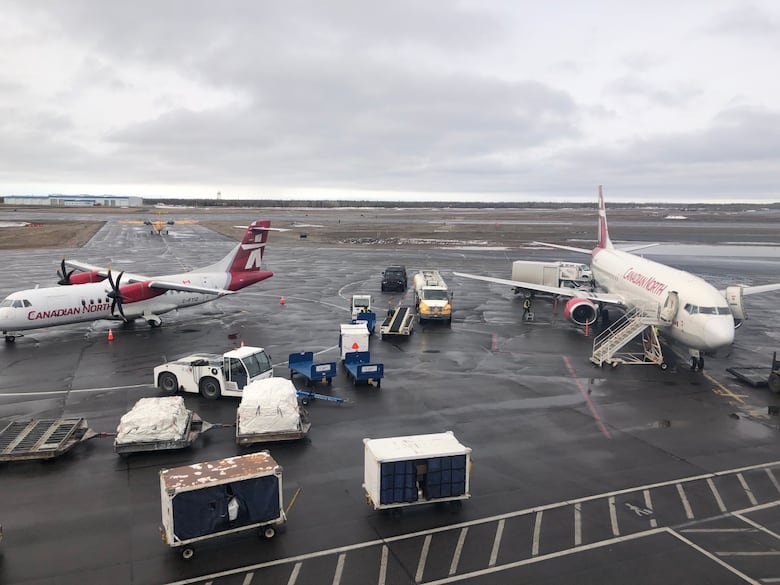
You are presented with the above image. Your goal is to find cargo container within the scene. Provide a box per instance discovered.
[159,451,285,559]
[362,431,471,511]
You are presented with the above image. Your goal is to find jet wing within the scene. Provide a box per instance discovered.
[452,272,625,305]
[148,281,234,296]
[724,283,780,297]
[531,241,592,254]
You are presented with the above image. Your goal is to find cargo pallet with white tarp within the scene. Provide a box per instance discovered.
[113,396,219,455]
[159,451,286,559]
[362,431,471,511]
[235,378,311,445]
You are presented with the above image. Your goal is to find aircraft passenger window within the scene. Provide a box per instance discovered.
[90,299,94,305]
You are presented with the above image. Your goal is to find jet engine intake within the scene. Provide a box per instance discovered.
[564,297,598,326]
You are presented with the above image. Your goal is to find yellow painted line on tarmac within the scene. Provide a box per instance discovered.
[703,371,746,404]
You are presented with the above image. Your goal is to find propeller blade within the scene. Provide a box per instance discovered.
[57,259,74,285]
[106,270,127,321]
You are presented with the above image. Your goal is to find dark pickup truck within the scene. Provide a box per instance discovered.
[381,265,408,292]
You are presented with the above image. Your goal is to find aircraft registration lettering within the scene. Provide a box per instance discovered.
[27,303,110,320]
[623,268,668,296]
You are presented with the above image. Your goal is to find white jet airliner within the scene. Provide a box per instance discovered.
[454,187,780,370]
[0,220,274,343]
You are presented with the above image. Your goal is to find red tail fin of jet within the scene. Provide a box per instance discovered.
[226,220,274,290]
[597,185,614,250]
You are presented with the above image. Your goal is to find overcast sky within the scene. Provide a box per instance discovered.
[1,1,779,202]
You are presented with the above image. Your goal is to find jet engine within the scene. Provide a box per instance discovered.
[564,298,598,326]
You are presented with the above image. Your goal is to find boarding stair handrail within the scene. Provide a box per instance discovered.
[591,303,660,366]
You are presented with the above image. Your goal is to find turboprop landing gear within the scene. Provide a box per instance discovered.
[145,314,162,328]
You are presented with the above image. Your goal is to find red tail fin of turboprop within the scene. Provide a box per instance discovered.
[227,220,274,290]
[597,185,614,250]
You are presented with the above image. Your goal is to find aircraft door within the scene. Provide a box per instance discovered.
[659,291,679,325]
[228,357,248,389]
[726,286,747,323]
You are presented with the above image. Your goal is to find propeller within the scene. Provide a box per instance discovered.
[106,269,128,321]
[57,258,75,285]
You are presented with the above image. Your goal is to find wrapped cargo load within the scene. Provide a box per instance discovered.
[115,396,190,444]
[236,378,310,444]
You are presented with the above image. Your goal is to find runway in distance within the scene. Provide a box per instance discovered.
[0,220,273,342]
[119,210,198,235]
[455,186,780,370]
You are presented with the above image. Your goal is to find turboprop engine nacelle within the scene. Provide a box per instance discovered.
[564,297,598,326]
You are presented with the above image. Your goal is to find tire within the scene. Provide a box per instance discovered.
[182,547,194,559]
[158,372,178,394]
[199,377,221,400]
[769,373,780,394]
[4,335,15,343]
[660,362,669,371]
[263,526,276,539]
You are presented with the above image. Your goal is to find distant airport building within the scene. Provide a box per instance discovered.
[2,195,143,208]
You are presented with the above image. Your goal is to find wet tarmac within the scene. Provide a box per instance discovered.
[1,217,780,584]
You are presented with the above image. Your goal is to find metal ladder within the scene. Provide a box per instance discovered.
[590,304,664,368]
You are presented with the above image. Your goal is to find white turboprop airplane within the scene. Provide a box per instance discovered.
[0,220,274,343]
[454,186,780,371]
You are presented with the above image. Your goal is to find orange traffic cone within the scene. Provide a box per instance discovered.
[107,328,114,341]
[280,296,286,305]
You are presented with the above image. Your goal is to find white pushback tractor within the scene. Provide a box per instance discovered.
[154,346,274,400]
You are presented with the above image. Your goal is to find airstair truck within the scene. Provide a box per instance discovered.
[413,270,452,324]
[153,345,273,400]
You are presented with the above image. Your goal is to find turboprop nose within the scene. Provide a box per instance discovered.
[703,317,734,351]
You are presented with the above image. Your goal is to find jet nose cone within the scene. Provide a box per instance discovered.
[704,317,734,351]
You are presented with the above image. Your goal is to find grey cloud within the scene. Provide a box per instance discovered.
[605,75,700,107]
[707,4,780,39]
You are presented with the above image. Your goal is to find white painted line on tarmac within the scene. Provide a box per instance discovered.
[767,469,780,494]
[715,551,780,557]
[708,478,727,513]
[286,563,302,585]
[489,519,505,567]
[449,528,468,575]
[735,513,780,541]
[378,546,388,585]
[677,484,694,520]
[416,534,432,583]
[681,528,756,533]
[532,511,543,556]
[738,473,759,506]
[242,573,254,585]
[0,383,150,397]
[574,503,582,546]
[643,490,658,528]
[608,496,620,536]
[668,530,761,585]
[332,553,346,585]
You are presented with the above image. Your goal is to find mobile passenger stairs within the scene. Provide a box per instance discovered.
[590,300,670,370]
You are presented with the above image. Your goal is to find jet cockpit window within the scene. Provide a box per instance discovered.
[684,304,730,316]
[23,300,31,307]
[0,299,13,308]
[12,300,24,308]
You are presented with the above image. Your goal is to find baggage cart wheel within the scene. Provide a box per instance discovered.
[660,362,669,371]
[182,546,194,559]
[769,373,780,394]
[262,526,276,539]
